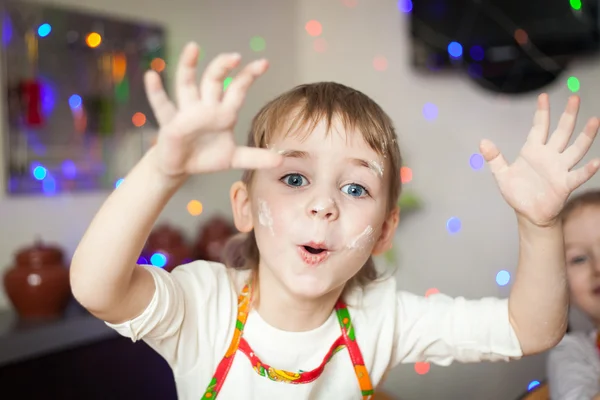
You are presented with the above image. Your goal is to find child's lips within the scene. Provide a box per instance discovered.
[297,245,330,266]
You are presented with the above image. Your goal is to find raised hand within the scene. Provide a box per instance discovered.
[144,42,283,178]
[481,94,600,227]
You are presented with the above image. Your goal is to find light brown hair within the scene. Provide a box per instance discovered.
[223,82,403,290]
[560,189,600,223]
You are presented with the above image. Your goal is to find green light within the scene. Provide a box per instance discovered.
[567,76,580,92]
[250,36,266,52]
[223,77,233,91]
[570,0,582,10]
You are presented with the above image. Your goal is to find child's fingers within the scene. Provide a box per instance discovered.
[546,95,580,152]
[223,59,269,113]
[199,53,242,104]
[527,93,551,144]
[567,158,600,192]
[561,117,599,169]
[175,42,201,106]
[144,70,177,126]
[230,147,283,170]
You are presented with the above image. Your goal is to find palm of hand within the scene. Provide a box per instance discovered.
[481,95,599,226]
[144,43,282,178]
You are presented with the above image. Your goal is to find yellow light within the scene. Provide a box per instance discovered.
[86,32,102,48]
[187,200,203,216]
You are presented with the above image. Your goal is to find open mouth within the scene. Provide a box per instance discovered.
[303,245,326,255]
[298,243,330,266]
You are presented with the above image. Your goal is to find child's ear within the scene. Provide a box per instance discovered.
[230,181,254,233]
[372,207,400,255]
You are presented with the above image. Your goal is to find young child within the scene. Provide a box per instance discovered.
[70,42,600,399]
[547,190,600,400]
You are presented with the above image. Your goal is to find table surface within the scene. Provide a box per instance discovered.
[0,301,118,367]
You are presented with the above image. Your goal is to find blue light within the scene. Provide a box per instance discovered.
[446,217,462,234]
[69,94,82,109]
[150,252,167,268]
[137,256,149,264]
[37,23,51,38]
[422,102,438,121]
[528,380,540,391]
[115,178,124,188]
[469,45,484,61]
[2,15,13,46]
[40,79,56,117]
[397,0,413,12]
[61,159,77,179]
[32,166,47,180]
[447,41,463,58]
[42,176,56,195]
[496,270,511,286]
[469,153,484,170]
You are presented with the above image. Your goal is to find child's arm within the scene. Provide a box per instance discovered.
[479,95,599,355]
[70,149,184,323]
[70,43,281,324]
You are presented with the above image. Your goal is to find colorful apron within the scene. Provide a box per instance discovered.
[201,284,375,399]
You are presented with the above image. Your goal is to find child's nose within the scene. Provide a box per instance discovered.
[308,199,339,221]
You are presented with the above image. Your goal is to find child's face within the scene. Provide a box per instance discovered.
[246,118,397,299]
[564,204,600,324]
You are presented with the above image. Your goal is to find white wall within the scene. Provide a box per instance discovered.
[1,0,599,399]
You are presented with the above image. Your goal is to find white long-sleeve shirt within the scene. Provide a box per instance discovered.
[547,330,600,400]
[106,261,523,399]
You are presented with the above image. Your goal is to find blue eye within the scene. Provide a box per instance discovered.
[341,183,367,198]
[281,173,308,187]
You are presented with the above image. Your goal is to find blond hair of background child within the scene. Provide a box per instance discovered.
[547,190,600,400]
[70,43,600,399]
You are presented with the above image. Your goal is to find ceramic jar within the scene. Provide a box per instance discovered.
[3,239,71,319]
[193,215,236,263]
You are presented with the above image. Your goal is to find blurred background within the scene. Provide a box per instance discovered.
[0,0,599,398]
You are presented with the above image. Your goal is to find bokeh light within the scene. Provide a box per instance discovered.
[470,153,484,170]
[414,362,430,375]
[567,76,580,93]
[151,57,166,72]
[314,38,327,53]
[398,0,413,13]
[422,102,438,121]
[570,0,582,10]
[150,252,167,268]
[250,36,266,52]
[187,200,203,216]
[425,288,439,297]
[61,160,77,179]
[33,165,47,180]
[496,270,511,286]
[446,217,461,234]
[447,41,463,58]
[469,46,484,61]
[68,94,82,109]
[305,20,322,37]
[85,32,102,48]
[528,380,540,391]
[115,178,124,189]
[223,77,233,91]
[400,166,413,183]
[514,29,528,45]
[37,23,51,38]
[132,112,146,127]
[342,0,358,7]
[373,56,388,71]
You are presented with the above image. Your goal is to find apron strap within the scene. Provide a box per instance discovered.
[201,284,374,399]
